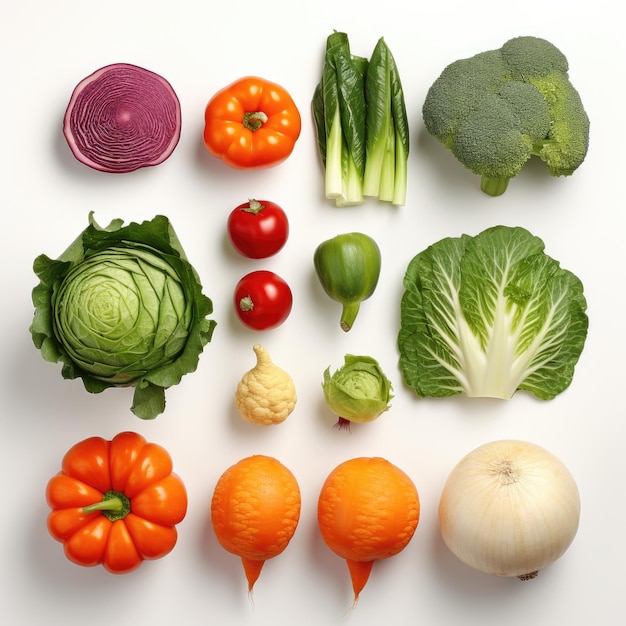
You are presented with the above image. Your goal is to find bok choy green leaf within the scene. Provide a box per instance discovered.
[313,31,367,207]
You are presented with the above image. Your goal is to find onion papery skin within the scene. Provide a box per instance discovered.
[63,63,182,173]
[438,440,580,579]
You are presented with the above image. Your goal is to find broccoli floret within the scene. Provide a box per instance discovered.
[422,36,590,196]
[500,36,568,78]
[497,81,552,142]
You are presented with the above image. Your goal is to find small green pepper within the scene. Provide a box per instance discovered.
[313,232,381,332]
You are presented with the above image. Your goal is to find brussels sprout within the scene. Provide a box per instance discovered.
[322,354,393,429]
[30,213,216,419]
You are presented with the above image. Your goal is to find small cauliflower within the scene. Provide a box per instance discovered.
[235,344,297,426]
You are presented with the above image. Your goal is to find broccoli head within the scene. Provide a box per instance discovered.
[422,36,590,196]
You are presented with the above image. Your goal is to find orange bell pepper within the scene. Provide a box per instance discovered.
[45,431,188,574]
[203,76,301,169]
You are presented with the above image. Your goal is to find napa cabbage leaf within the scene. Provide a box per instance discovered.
[398,226,588,400]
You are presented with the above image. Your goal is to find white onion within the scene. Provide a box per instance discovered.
[438,439,580,580]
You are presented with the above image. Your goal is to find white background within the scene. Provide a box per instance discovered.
[2,1,623,624]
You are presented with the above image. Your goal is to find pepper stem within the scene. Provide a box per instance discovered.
[340,302,361,332]
[243,111,269,131]
[81,490,131,522]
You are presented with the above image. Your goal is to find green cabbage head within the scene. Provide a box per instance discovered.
[322,354,393,426]
[30,213,216,419]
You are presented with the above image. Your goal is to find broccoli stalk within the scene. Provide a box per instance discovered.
[480,177,510,197]
[422,36,590,196]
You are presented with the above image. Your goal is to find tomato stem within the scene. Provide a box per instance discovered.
[243,111,268,131]
[239,295,254,312]
[242,199,265,214]
[81,489,131,522]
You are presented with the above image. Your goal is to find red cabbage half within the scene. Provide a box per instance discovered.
[63,63,182,173]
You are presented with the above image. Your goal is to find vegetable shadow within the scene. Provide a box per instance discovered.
[26,498,160,608]
[305,265,349,340]
[53,123,80,172]
[414,124,478,195]
[426,516,539,605]
[305,505,355,605]
[192,124,223,174]
[395,370,512,420]
[199,500,250,599]
[8,324,133,430]
[191,126,284,192]
[414,123,558,201]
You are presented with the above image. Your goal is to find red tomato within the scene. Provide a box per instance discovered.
[234,271,292,331]
[227,199,289,259]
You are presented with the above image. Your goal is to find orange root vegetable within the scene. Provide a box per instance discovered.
[210,455,301,592]
[317,457,420,603]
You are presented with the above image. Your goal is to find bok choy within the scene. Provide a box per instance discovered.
[312,32,409,207]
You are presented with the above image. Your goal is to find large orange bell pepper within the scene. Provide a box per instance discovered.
[203,76,301,169]
[45,431,188,574]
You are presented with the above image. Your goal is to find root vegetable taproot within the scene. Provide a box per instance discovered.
[317,457,420,604]
[235,344,296,425]
[210,455,301,592]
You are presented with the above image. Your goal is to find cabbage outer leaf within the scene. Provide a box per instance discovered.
[398,226,588,400]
